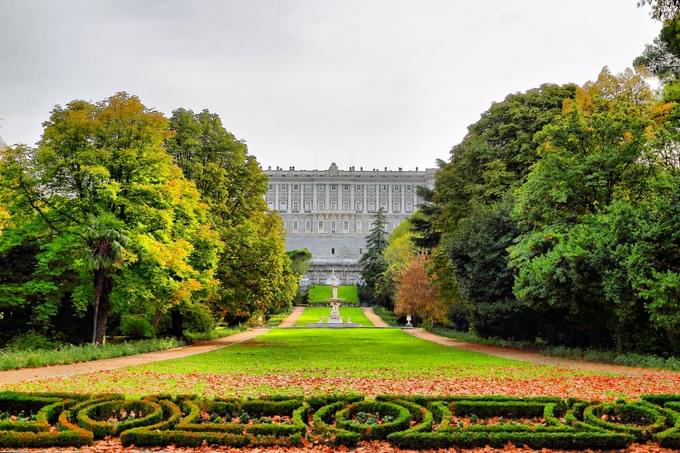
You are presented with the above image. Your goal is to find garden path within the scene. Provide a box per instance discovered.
[277,306,305,327]
[406,328,678,377]
[362,307,390,327]
[0,328,270,385]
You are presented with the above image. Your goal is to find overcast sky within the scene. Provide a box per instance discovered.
[0,0,661,170]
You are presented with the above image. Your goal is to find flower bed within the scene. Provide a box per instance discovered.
[0,391,679,449]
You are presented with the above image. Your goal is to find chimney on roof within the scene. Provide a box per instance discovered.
[360,166,363,171]
[398,167,402,171]
[416,166,419,171]
[384,166,387,171]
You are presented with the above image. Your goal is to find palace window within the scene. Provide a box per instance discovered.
[331,248,335,255]
[368,185,375,192]
[343,202,349,211]
[355,201,363,212]
[318,201,325,210]
[343,184,350,191]
[406,202,413,212]
[280,183,287,190]
[292,220,298,232]
[318,184,325,192]
[293,184,299,191]
[304,201,311,212]
[330,184,337,191]
[355,184,363,191]
[381,184,388,191]
[305,220,311,232]
[304,183,312,191]
[318,221,324,232]
[268,184,273,191]
[331,201,337,211]
[331,221,336,234]
[368,201,376,212]
[356,221,362,232]
[406,185,412,192]
[279,202,287,212]
[393,202,400,212]
[292,201,299,212]
[343,221,349,233]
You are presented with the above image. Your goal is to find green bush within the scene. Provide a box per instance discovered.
[120,315,155,339]
[0,338,182,371]
[2,391,680,449]
[3,331,60,351]
[182,304,215,334]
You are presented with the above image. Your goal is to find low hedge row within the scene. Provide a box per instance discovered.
[2,392,680,448]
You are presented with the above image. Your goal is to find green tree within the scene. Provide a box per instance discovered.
[166,108,297,320]
[0,93,219,343]
[359,208,388,304]
[509,68,677,350]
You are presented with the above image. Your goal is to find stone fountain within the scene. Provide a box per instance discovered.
[307,270,361,328]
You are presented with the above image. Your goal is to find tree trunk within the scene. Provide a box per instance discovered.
[171,307,184,339]
[92,269,113,344]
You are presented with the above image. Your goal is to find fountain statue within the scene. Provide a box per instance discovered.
[306,270,360,328]
[327,269,343,324]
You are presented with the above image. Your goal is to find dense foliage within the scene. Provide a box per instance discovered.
[406,64,680,355]
[0,94,297,346]
[365,4,680,357]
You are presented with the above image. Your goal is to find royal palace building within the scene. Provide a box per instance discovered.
[264,163,436,284]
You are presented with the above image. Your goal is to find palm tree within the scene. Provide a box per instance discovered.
[83,214,127,344]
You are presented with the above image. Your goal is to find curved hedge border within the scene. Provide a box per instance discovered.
[1,392,680,448]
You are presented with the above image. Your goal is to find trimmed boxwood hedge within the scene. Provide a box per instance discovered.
[1,391,680,448]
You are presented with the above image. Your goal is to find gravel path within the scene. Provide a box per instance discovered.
[278,306,305,327]
[406,328,677,377]
[0,328,271,385]
[362,307,390,327]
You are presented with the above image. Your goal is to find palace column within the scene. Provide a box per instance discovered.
[350,183,355,212]
[313,183,317,210]
[275,183,279,210]
[363,186,367,212]
[325,183,329,210]
[388,184,392,213]
[287,183,292,212]
[339,182,343,211]
[401,183,405,212]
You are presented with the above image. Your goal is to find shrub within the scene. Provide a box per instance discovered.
[2,391,680,449]
[182,304,214,334]
[3,332,59,351]
[120,315,154,339]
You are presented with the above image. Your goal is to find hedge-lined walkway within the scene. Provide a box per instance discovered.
[362,307,390,327]
[0,328,270,385]
[407,328,675,377]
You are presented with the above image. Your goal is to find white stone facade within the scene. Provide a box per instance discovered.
[264,163,436,284]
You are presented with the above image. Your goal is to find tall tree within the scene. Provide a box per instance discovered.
[0,93,218,343]
[359,208,388,303]
[166,108,297,319]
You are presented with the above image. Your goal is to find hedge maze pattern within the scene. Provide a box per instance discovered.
[1,391,680,449]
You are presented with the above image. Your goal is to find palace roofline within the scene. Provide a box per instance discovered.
[263,162,436,176]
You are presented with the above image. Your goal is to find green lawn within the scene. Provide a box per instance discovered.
[293,307,373,326]
[5,328,592,397]
[307,284,358,303]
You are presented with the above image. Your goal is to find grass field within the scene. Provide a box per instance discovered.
[294,307,373,326]
[307,284,358,303]
[5,314,680,401]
